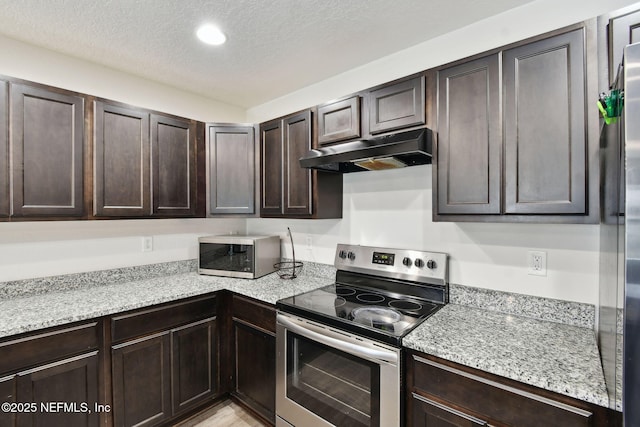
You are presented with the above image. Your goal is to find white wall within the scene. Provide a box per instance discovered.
[0,34,247,281]
[247,0,638,122]
[0,34,245,123]
[246,0,637,305]
[247,167,599,304]
[0,219,245,281]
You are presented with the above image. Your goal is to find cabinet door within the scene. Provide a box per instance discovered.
[207,125,255,215]
[0,81,7,218]
[233,321,275,423]
[437,55,501,215]
[317,96,361,145]
[503,29,586,214]
[112,333,171,427]
[0,375,15,427]
[16,352,99,427]
[609,8,640,86]
[94,102,150,217]
[283,111,312,216]
[151,115,196,216]
[368,76,425,134]
[11,84,84,217]
[412,394,487,427]
[260,120,283,216]
[171,318,218,416]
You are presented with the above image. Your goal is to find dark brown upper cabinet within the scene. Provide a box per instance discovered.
[437,55,501,215]
[206,124,256,215]
[260,110,342,218]
[151,115,197,216]
[503,28,586,215]
[317,96,361,145]
[94,101,199,218]
[10,83,85,217]
[260,119,283,217]
[434,22,596,223]
[608,7,640,86]
[94,102,150,217]
[367,75,425,135]
[0,81,8,218]
[283,111,312,216]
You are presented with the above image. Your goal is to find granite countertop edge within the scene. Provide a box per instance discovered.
[0,270,610,410]
[403,304,610,409]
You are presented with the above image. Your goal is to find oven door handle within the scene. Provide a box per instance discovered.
[277,314,398,364]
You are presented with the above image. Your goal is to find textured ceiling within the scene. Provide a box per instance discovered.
[0,0,534,108]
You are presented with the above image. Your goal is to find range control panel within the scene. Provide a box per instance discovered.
[334,244,448,286]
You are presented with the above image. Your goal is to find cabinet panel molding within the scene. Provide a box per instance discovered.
[317,96,361,145]
[151,115,196,216]
[503,28,586,214]
[369,76,425,134]
[11,83,84,217]
[207,125,255,215]
[0,81,8,218]
[609,8,640,85]
[437,55,501,215]
[94,102,150,217]
[112,332,171,427]
[283,111,312,216]
[260,120,283,216]
[171,318,218,415]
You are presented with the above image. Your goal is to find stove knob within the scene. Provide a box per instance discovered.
[347,251,356,261]
[338,250,347,259]
[426,260,437,269]
[402,257,412,267]
[414,258,425,268]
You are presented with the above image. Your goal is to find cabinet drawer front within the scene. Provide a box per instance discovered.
[232,295,275,334]
[111,296,216,344]
[412,355,593,427]
[0,322,99,375]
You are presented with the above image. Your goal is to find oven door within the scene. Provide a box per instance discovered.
[276,313,400,427]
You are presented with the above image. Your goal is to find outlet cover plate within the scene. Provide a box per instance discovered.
[527,250,546,276]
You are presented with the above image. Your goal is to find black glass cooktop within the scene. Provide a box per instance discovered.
[276,281,444,346]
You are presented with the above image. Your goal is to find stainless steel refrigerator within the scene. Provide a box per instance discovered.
[599,41,640,427]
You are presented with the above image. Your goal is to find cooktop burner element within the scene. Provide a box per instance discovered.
[276,244,449,346]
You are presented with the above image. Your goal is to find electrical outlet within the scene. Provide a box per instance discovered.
[306,236,313,250]
[527,250,546,276]
[142,236,153,252]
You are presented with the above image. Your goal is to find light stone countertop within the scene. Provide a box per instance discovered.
[0,264,610,409]
[403,303,610,408]
[0,271,332,339]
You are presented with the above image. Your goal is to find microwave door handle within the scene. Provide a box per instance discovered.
[277,314,398,364]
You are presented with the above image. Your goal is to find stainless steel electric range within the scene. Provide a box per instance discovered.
[275,244,449,427]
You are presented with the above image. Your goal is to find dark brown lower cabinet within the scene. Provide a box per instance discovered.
[112,333,172,427]
[171,319,218,415]
[110,295,219,427]
[0,321,101,427]
[16,352,99,427]
[231,295,276,424]
[406,351,616,427]
[412,393,487,427]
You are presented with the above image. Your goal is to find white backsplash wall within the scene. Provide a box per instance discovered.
[0,219,244,281]
[247,166,600,305]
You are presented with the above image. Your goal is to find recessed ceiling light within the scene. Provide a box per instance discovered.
[197,24,226,46]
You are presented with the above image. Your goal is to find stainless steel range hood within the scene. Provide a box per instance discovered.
[299,128,432,173]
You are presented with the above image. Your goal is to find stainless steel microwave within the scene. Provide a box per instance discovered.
[198,235,281,279]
